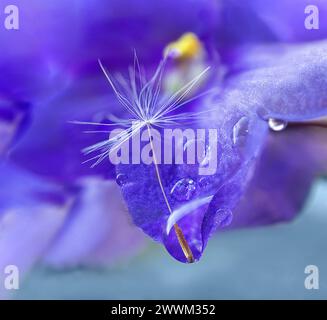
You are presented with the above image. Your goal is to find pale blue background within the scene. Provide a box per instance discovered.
[14,179,327,300]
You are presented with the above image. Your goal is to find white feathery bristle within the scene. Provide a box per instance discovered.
[74,55,210,167]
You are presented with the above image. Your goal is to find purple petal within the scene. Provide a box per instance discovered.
[1,0,219,75]
[217,0,327,46]
[0,164,69,298]
[9,77,119,183]
[0,99,30,156]
[232,126,327,227]
[114,40,327,263]
[43,178,145,268]
[225,40,327,121]
[117,88,268,262]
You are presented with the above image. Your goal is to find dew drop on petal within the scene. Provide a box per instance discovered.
[170,178,196,201]
[199,176,211,189]
[115,173,128,186]
[232,116,249,145]
[215,209,233,228]
[268,118,288,132]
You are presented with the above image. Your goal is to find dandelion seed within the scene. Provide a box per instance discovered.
[74,55,210,262]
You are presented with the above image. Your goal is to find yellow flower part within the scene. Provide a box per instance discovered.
[164,32,202,60]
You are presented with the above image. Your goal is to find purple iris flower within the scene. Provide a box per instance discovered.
[0,0,327,279]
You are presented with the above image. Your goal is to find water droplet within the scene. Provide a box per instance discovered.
[268,118,288,132]
[215,209,233,228]
[198,177,212,189]
[170,178,196,201]
[115,174,128,186]
[232,116,249,145]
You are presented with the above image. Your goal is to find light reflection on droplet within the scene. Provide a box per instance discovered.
[198,176,212,189]
[232,116,249,145]
[268,118,288,132]
[115,173,128,186]
[170,178,196,201]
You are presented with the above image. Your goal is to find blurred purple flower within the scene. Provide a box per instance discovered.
[0,163,144,299]
[0,0,327,271]
[0,0,219,284]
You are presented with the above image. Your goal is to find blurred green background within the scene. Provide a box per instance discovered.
[14,179,327,300]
